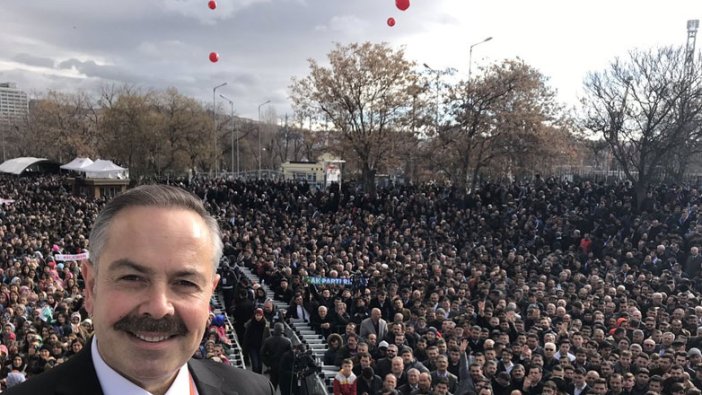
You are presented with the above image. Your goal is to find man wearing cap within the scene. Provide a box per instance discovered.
[5,185,274,395]
[376,340,390,360]
[377,344,399,379]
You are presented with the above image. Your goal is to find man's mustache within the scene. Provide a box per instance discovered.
[113,314,188,335]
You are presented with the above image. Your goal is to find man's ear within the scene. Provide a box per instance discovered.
[211,274,220,292]
[81,260,96,316]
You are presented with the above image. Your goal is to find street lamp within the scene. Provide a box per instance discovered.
[257,99,271,178]
[212,82,228,173]
[468,36,493,80]
[219,94,236,175]
[423,63,441,132]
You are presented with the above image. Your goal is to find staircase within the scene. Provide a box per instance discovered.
[237,265,334,394]
[210,293,246,368]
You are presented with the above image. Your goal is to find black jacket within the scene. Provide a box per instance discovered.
[261,333,292,370]
[5,339,274,395]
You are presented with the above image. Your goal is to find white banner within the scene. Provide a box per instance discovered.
[54,252,90,261]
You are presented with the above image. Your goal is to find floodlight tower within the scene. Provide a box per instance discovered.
[686,20,699,76]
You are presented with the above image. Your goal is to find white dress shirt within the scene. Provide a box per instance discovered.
[92,339,199,395]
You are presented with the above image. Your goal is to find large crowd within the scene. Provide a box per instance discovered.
[0,174,702,395]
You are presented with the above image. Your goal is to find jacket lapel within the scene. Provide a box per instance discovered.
[54,343,104,395]
[189,359,236,395]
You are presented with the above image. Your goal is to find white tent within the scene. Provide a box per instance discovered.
[81,159,129,179]
[0,157,50,175]
[60,157,94,171]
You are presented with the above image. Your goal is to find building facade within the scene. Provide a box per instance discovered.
[0,83,28,121]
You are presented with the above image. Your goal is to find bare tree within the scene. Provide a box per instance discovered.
[24,91,100,162]
[443,59,571,190]
[155,88,211,174]
[99,87,160,176]
[290,42,427,194]
[582,47,702,207]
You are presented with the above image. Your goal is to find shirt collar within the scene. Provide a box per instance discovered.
[92,338,197,395]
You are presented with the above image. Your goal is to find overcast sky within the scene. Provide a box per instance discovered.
[1,0,701,120]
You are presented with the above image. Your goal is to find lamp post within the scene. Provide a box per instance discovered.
[423,63,441,133]
[257,99,271,178]
[468,36,493,80]
[212,82,228,173]
[219,94,235,175]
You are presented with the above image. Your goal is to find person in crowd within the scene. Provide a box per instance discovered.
[361,307,389,341]
[382,373,400,395]
[333,358,358,395]
[244,307,270,374]
[261,322,291,390]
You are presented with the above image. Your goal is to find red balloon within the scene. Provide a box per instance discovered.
[209,52,219,63]
[208,0,216,10]
[395,0,410,11]
[387,17,396,27]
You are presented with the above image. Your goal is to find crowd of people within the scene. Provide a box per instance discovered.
[218,176,702,395]
[1,174,702,395]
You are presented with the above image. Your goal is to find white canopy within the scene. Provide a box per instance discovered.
[60,157,94,171]
[81,159,129,179]
[0,157,49,175]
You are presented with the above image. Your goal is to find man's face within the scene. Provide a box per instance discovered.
[574,373,585,387]
[544,344,555,358]
[670,368,684,379]
[449,350,460,363]
[593,383,607,395]
[402,352,413,365]
[418,374,431,391]
[436,357,448,371]
[407,370,419,384]
[383,375,397,390]
[428,348,438,360]
[528,368,542,383]
[391,358,403,374]
[435,383,449,394]
[649,381,661,393]
[610,376,622,392]
[470,365,482,379]
[82,207,219,391]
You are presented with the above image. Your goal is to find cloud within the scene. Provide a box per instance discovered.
[12,54,55,69]
[57,59,142,83]
[159,0,272,24]
[315,15,370,35]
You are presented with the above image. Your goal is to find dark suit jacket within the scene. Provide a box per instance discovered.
[5,343,274,395]
[567,383,591,395]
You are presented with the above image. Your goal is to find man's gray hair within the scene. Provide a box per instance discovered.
[88,184,223,273]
